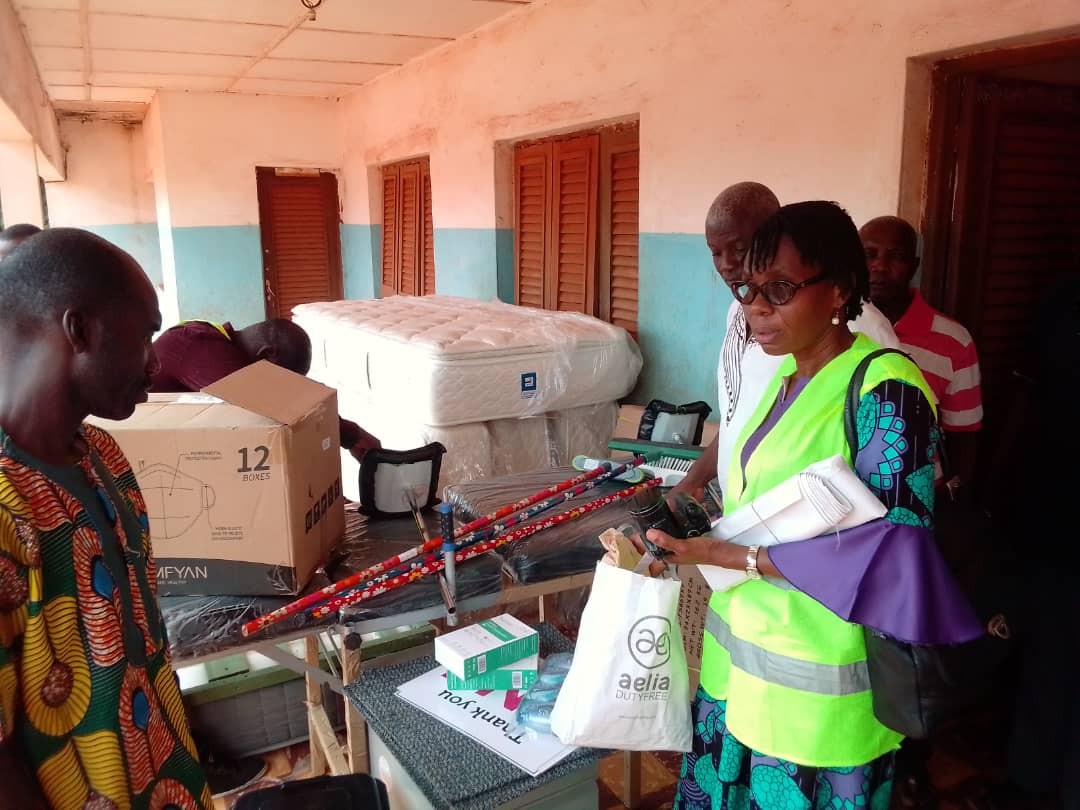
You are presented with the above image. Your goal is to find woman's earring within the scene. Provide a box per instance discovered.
[831,310,841,326]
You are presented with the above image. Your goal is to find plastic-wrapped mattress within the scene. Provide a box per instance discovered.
[293,297,639,495]
[293,296,641,426]
[162,505,503,661]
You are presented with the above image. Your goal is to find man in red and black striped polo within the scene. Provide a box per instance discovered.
[861,216,983,487]
[862,215,984,810]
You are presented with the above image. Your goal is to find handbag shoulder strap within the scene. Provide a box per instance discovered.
[843,348,911,459]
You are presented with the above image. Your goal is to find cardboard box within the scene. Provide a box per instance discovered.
[91,361,345,596]
[434,615,539,680]
[676,564,712,693]
[445,653,539,692]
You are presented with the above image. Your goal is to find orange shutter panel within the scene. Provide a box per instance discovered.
[257,170,343,319]
[381,166,399,296]
[607,144,639,336]
[549,134,599,314]
[398,161,421,296]
[421,162,436,295]
[514,143,550,309]
[976,116,1080,399]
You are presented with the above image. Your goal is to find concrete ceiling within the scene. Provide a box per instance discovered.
[12,0,533,117]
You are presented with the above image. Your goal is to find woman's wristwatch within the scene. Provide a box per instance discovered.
[745,545,762,580]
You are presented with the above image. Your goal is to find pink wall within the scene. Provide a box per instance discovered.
[40,119,164,292]
[46,119,155,227]
[333,0,1079,405]
[141,91,344,326]
[340,0,1079,233]
[150,91,343,228]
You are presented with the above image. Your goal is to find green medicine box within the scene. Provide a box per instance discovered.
[445,654,539,692]
[434,614,539,680]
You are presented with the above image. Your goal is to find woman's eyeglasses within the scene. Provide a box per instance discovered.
[729,273,829,306]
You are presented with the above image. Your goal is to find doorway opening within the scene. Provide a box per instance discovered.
[900,34,1080,496]
[256,167,343,319]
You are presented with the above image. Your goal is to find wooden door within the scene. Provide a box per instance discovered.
[931,77,1080,410]
[256,168,343,319]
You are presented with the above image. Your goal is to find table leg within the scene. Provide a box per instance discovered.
[342,630,369,774]
[305,635,328,777]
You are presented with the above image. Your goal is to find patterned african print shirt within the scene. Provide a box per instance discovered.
[0,424,211,810]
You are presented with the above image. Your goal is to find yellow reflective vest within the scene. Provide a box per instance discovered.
[701,334,936,766]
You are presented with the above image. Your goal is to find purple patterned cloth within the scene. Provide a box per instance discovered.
[769,522,984,645]
[746,377,985,646]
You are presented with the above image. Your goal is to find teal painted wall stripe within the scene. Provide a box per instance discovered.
[84,223,163,287]
[341,223,380,300]
[166,224,731,412]
[433,228,499,299]
[637,232,729,413]
[171,225,264,328]
[495,228,514,304]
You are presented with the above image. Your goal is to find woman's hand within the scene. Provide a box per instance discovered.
[645,529,734,567]
[627,528,778,579]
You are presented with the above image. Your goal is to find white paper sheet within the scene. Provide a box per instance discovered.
[395,665,577,777]
[698,455,887,592]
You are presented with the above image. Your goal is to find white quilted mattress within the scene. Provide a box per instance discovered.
[292,296,642,427]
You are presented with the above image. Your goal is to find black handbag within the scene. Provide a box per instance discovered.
[637,399,712,445]
[844,349,1011,739]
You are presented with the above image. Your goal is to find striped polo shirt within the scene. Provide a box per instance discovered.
[894,290,982,432]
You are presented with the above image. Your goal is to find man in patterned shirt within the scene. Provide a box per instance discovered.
[0,229,211,808]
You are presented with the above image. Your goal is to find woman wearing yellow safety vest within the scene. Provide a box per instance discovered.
[644,202,980,809]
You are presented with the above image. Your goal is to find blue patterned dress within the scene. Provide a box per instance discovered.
[675,378,938,810]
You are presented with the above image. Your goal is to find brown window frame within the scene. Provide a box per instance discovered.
[512,122,639,336]
[381,157,435,297]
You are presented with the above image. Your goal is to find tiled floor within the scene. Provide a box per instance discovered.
[213,717,1054,810]
[589,713,1059,810]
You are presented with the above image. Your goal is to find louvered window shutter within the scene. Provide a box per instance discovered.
[514,142,551,309]
[398,161,421,296]
[512,124,638,327]
[421,162,436,295]
[598,128,639,336]
[381,165,399,296]
[978,115,1080,395]
[381,158,436,297]
[549,134,599,314]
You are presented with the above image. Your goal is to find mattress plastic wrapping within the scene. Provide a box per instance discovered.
[443,466,636,584]
[334,401,619,499]
[162,505,504,661]
[293,296,638,497]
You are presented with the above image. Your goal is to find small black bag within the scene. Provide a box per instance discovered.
[637,399,712,445]
[356,442,446,519]
[844,349,1010,739]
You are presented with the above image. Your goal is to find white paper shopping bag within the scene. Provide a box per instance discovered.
[550,562,692,752]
